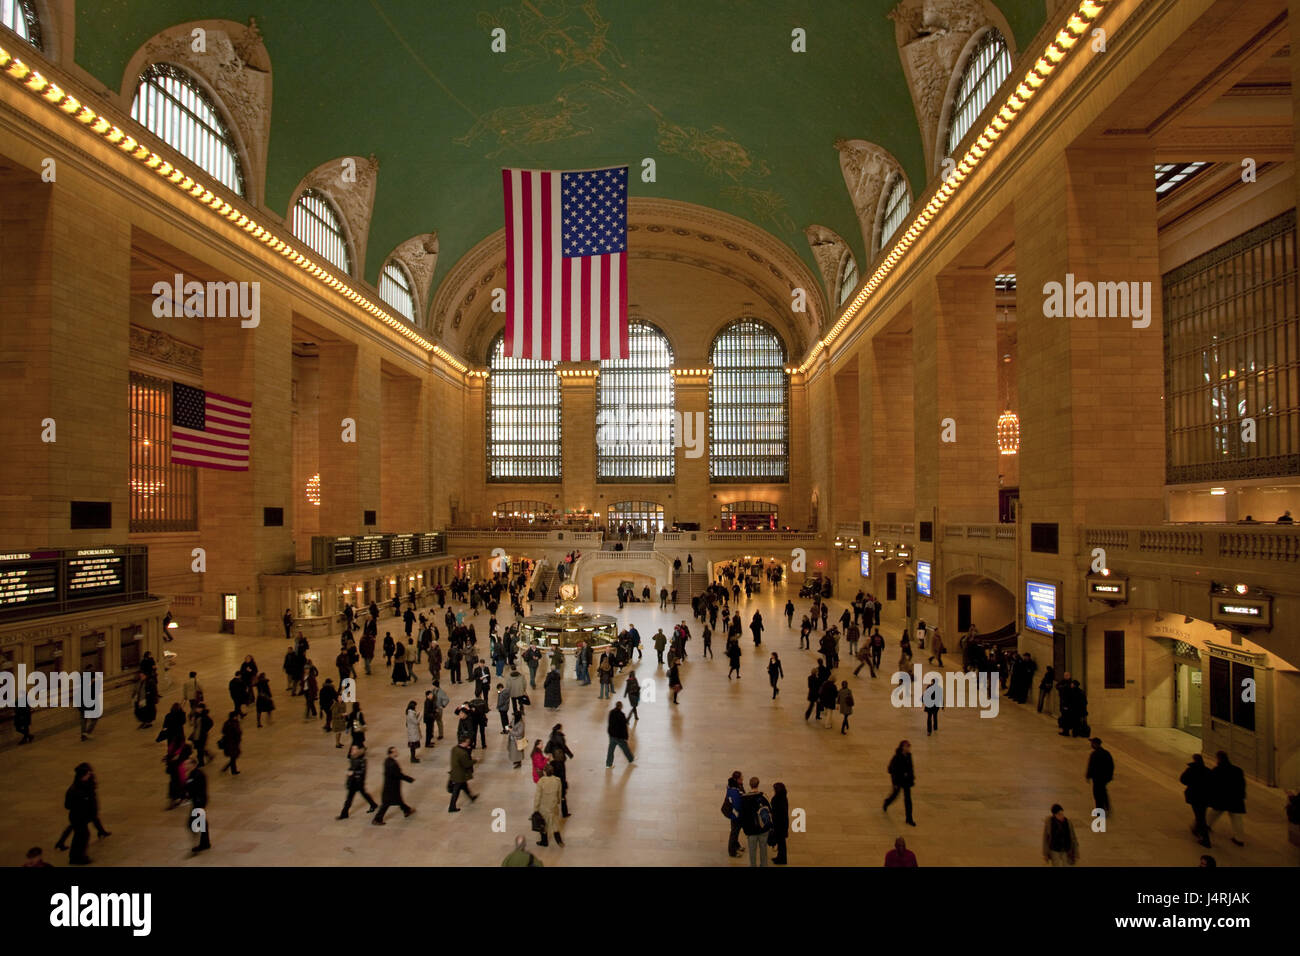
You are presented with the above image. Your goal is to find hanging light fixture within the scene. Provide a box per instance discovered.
[997,409,1020,455]
[306,474,322,506]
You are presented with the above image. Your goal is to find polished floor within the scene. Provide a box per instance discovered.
[2,585,1295,867]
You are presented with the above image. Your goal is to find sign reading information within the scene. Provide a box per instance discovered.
[0,547,146,619]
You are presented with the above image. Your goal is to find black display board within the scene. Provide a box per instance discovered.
[311,532,445,573]
[0,547,147,619]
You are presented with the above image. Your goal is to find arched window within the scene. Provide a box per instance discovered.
[131,63,244,196]
[709,319,789,482]
[379,260,416,322]
[877,173,910,251]
[491,500,556,528]
[1,0,42,50]
[597,321,675,481]
[837,255,858,306]
[943,28,1012,160]
[487,333,561,481]
[720,500,779,531]
[292,188,352,275]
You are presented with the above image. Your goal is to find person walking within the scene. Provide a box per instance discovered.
[522,644,541,689]
[605,701,635,768]
[404,701,422,763]
[804,668,821,720]
[508,712,527,769]
[1180,753,1213,847]
[543,665,563,709]
[533,764,565,847]
[507,665,528,719]
[330,694,347,749]
[726,639,742,680]
[218,711,242,775]
[1037,665,1056,713]
[770,781,790,865]
[785,599,795,628]
[254,673,275,728]
[597,654,614,700]
[927,629,946,667]
[57,764,101,864]
[184,756,211,854]
[422,690,438,748]
[372,748,415,824]
[701,625,713,660]
[495,682,511,733]
[303,666,319,719]
[347,703,367,749]
[836,681,855,733]
[739,777,773,867]
[624,672,641,719]
[544,725,574,817]
[338,744,378,818]
[767,653,784,699]
[818,677,838,729]
[923,675,942,735]
[750,611,764,647]
[1042,804,1079,866]
[667,660,683,704]
[882,740,916,826]
[319,678,338,731]
[530,740,549,782]
[1206,751,1247,846]
[653,629,667,664]
[448,737,477,812]
[1085,737,1114,814]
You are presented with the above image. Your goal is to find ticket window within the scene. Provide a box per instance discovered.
[80,632,105,675]
[297,591,323,620]
[33,639,62,678]
[120,625,142,672]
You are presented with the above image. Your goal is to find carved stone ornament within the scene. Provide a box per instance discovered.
[291,155,380,278]
[804,225,852,305]
[128,20,272,205]
[129,325,203,376]
[390,232,440,321]
[834,139,901,255]
[888,0,991,174]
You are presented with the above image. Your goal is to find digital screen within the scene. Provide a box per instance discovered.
[66,556,125,597]
[354,537,386,563]
[916,561,931,596]
[389,535,415,559]
[1025,579,1058,634]
[0,561,59,607]
[859,551,870,577]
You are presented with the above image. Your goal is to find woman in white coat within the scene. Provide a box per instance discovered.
[508,712,527,769]
[404,700,422,763]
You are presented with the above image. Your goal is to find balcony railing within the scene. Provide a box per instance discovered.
[1083,525,1300,563]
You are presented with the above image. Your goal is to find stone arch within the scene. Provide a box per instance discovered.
[288,156,379,280]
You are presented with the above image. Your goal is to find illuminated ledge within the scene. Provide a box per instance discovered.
[0,42,470,377]
[798,0,1109,374]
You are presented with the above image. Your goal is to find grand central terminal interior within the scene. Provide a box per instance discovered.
[1,0,1299,888]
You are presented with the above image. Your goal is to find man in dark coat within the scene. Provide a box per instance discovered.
[605,702,634,767]
[1180,753,1213,847]
[228,672,246,717]
[372,748,415,824]
[185,757,211,853]
[1085,737,1115,813]
[319,679,338,731]
[60,763,99,864]
[1206,751,1247,846]
[339,743,378,818]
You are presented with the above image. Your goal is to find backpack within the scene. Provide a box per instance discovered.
[755,801,773,833]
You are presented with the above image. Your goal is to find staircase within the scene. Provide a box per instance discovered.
[675,571,708,602]
[531,561,558,600]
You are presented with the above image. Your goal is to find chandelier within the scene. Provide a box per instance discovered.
[306,474,321,506]
[997,409,1020,455]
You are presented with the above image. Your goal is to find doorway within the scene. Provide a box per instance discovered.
[956,594,972,633]
[1173,643,1203,738]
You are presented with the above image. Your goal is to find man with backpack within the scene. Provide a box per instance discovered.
[740,777,774,866]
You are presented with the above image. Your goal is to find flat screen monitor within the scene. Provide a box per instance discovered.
[859,551,870,577]
[916,560,931,596]
[1025,579,1058,634]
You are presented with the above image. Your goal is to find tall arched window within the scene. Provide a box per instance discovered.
[877,173,910,251]
[487,333,561,481]
[1,0,42,50]
[597,321,675,481]
[709,319,789,482]
[943,28,1012,160]
[379,260,416,322]
[292,188,352,275]
[131,63,244,196]
[837,255,858,306]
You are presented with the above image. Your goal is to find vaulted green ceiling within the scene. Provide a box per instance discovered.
[74,0,1046,303]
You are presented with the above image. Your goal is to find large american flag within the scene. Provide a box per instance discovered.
[171,383,252,471]
[502,165,628,360]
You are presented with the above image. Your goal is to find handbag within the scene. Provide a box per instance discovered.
[530,811,547,833]
[520,694,531,706]
[515,735,528,754]
[446,777,455,794]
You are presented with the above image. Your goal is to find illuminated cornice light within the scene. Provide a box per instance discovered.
[797,0,1109,374]
[557,368,599,378]
[0,42,476,377]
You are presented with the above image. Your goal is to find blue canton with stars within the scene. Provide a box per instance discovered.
[561,167,628,258]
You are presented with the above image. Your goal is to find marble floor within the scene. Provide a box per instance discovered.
[2,585,1296,868]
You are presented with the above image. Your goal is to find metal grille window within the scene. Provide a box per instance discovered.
[487,333,561,481]
[1,0,41,49]
[608,501,664,534]
[709,319,789,482]
[129,372,198,532]
[837,256,858,306]
[379,260,416,322]
[131,63,244,197]
[292,188,352,276]
[720,500,779,531]
[1164,210,1299,482]
[878,173,910,250]
[944,29,1012,159]
[597,322,675,481]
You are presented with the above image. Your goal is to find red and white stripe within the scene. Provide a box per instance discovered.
[502,168,627,361]
[172,391,252,471]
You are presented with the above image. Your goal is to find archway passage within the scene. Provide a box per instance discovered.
[943,574,1016,646]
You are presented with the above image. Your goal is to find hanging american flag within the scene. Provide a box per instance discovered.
[502,165,629,360]
[170,383,252,471]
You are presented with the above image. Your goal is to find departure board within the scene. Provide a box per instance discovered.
[0,547,147,618]
[0,559,59,608]
[311,532,446,573]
